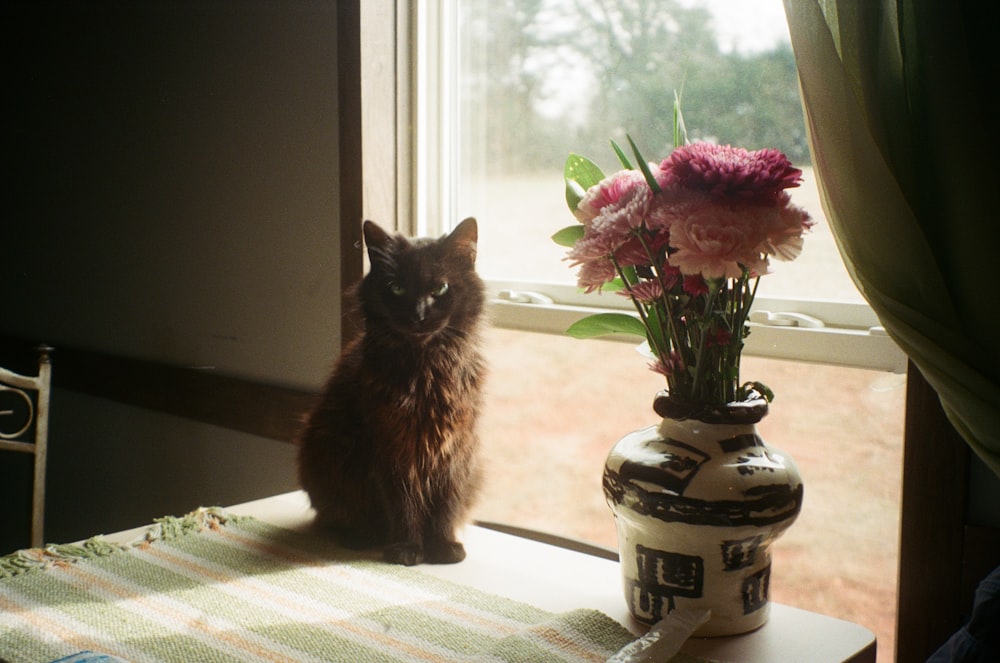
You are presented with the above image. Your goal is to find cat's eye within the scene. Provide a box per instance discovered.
[388,282,405,296]
[433,282,449,296]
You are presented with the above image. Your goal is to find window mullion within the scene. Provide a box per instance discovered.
[414,0,458,237]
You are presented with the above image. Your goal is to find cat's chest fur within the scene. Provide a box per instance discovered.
[357,335,483,467]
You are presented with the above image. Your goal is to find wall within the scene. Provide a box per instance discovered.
[1,1,341,551]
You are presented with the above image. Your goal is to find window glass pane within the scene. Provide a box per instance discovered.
[477,326,903,658]
[455,0,864,303]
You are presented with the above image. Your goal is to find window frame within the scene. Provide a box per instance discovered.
[488,281,905,372]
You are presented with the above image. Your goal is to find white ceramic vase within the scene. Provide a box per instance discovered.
[603,413,803,637]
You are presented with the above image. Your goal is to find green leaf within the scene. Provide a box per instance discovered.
[619,264,639,286]
[644,304,666,353]
[551,224,585,247]
[566,313,647,339]
[672,89,688,148]
[610,139,634,170]
[564,179,588,213]
[600,277,627,293]
[741,380,775,402]
[580,277,626,294]
[564,154,605,211]
[627,135,661,194]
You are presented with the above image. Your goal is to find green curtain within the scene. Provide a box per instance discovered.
[782,0,1000,476]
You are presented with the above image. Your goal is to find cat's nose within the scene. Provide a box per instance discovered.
[415,296,433,322]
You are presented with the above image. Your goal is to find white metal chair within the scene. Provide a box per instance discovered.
[0,345,52,548]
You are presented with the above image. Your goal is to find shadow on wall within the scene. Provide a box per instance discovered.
[1,388,299,554]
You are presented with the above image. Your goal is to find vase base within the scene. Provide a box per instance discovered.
[631,602,770,638]
[693,604,769,638]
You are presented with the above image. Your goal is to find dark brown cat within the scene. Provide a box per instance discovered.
[296,218,486,566]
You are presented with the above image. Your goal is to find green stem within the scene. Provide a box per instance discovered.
[689,278,722,404]
[724,268,758,403]
[633,232,686,388]
[609,253,672,389]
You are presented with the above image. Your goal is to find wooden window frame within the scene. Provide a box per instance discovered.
[896,364,1000,661]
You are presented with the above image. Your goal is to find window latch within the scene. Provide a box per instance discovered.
[496,289,555,305]
[749,310,825,328]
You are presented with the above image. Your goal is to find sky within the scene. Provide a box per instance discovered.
[685,0,791,54]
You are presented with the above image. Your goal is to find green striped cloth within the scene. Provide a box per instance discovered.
[0,508,693,663]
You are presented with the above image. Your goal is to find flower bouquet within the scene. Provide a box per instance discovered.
[553,103,813,422]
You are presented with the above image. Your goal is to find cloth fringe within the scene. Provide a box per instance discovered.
[0,507,240,579]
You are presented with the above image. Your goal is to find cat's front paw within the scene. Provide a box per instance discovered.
[425,540,466,564]
[384,542,424,566]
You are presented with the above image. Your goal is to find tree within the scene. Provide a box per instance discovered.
[464,0,810,173]
[561,0,718,157]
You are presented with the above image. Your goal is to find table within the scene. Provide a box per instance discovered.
[169,491,873,663]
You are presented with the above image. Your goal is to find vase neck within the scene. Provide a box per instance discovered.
[656,416,759,444]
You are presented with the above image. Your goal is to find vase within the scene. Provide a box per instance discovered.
[603,404,803,637]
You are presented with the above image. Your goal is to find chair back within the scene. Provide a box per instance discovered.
[0,345,53,548]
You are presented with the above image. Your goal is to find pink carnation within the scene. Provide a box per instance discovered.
[662,142,802,203]
[659,186,812,279]
[667,203,772,279]
[705,327,732,347]
[682,274,709,296]
[642,186,707,236]
[759,191,814,262]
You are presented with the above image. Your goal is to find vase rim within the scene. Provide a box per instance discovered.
[652,390,769,424]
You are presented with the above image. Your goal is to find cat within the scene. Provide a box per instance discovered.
[296,217,486,566]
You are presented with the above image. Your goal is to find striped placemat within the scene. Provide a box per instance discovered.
[0,508,708,663]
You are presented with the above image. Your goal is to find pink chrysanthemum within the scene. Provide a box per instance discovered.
[574,169,650,225]
[614,230,671,268]
[575,259,618,292]
[567,169,658,291]
[620,279,663,303]
[661,142,802,203]
[649,350,684,378]
[566,230,621,292]
[591,184,652,238]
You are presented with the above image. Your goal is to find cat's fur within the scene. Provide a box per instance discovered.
[296,218,486,566]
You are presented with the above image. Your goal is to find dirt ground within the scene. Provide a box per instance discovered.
[474,326,904,662]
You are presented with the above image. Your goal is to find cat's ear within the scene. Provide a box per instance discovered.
[445,217,478,266]
[363,221,395,261]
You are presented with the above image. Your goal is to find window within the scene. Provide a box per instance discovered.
[415,0,905,372]
[407,2,904,660]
